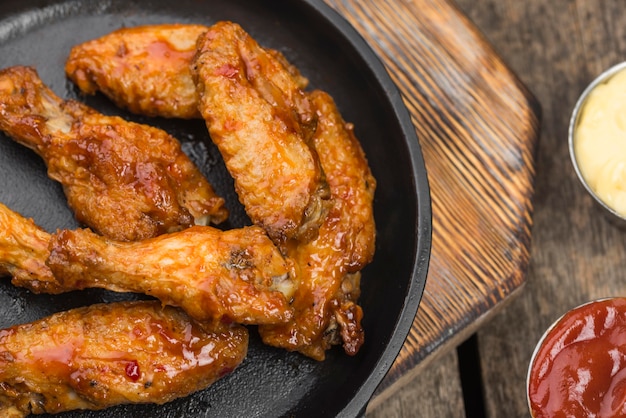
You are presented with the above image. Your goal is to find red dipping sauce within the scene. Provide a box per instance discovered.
[528,298,626,417]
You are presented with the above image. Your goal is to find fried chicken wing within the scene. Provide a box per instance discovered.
[192,21,331,246]
[0,66,227,241]
[259,90,376,360]
[0,300,248,417]
[47,225,296,325]
[66,24,207,119]
[65,24,310,120]
[0,203,62,294]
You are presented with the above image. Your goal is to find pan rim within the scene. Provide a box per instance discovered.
[299,0,432,416]
[0,0,433,416]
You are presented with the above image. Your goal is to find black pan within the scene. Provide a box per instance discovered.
[0,1,432,416]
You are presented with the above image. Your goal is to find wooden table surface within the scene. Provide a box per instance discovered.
[0,0,615,416]
[361,0,626,416]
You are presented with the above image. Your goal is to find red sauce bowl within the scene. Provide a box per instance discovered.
[527,298,626,417]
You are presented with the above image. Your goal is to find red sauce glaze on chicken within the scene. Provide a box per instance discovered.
[0,301,248,417]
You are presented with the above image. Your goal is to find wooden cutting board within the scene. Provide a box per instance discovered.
[323,0,541,408]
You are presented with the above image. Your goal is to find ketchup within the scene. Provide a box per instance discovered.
[528,298,626,417]
[125,360,141,382]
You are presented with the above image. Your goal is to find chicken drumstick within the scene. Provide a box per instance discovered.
[0,202,61,294]
[47,225,296,325]
[0,66,227,242]
[0,301,248,417]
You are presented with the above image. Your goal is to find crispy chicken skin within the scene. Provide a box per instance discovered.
[47,225,296,325]
[0,301,248,417]
[259,91,376,360]
[0,66,228,241]
[192,21,331,246]
[65,24,309,119]
[0,203,62,294]
[66,24,207,119]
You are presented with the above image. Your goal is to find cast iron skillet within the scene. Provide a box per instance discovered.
[0,0,432,416]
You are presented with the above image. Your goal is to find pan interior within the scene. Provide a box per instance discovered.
[0,1,430,416]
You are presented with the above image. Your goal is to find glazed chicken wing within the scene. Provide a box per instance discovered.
[65,24,310,120]
[0,202,62,294]
[259,90,376,360]
[47,225,296,325]
[66,24,207,119]
[0,300,248,417]
[192,21,331,246]
[0,66,227,241]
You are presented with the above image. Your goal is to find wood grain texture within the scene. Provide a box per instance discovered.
[323,0,540,407]
[452,0,626,417]
[367,349,465,418]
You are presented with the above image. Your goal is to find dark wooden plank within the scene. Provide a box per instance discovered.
[452,0,626,416]
[366,349,465,417]
[324,0,540,406]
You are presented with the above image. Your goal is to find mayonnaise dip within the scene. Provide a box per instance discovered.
[575,67,626,216]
